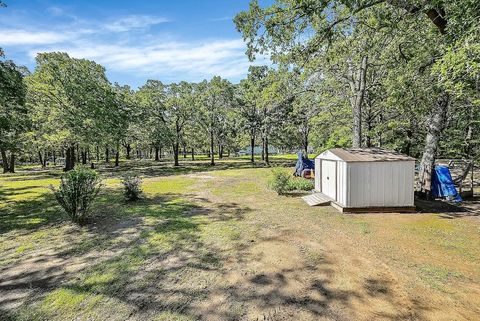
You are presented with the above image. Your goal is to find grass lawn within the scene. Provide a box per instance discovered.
[1,157,479,320]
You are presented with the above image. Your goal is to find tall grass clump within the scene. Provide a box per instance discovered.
[121,173,143,201]
[51,166,102,224]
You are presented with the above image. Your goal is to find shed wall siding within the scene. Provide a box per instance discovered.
[345,161,414,207]
[315,158,321,191]
[337,161,347,205]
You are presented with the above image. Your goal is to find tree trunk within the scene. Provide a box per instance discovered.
[64,144,75,171]
[38,151,44,168]
[303,130,309,157]
[183,145,187,158]
[463,100,475,158]
[96,145,100,162]
[366,120,372,148]
[418,92,450,197]
[82,150,87,165]
[115,149,120,167]
[250,137,255,163]
[173,142,180,166]
[9,153,15,173]
[265,136,269,165]
[1,147,10,173]
[210,130,215,166]
[155,147,159,161]
[378,113,383,147]
[404,127,413,156]
[191,148,195,161]
[261,137,265,161]
[64,147,71,171]
[105,148,110,163]
[53,150,57,165]
[174,120,181,166]
[219,144,223,159]
[349,55,368,148]
[126,144,131,159]
[70,145,75,170]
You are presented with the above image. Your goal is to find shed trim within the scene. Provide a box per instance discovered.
[317,148,415,162]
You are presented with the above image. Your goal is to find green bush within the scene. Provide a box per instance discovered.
[51,166,102,224]
[121,173,143,201]
[268,168,315,195]
[289,177,315,191]
[268,168,293,195]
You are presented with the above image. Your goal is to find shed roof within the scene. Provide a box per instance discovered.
[319,148,415,162]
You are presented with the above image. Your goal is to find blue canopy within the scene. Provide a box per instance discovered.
[294,151,314,177]
[431,165,462,202]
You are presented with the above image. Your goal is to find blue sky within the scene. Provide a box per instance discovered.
[0,0,269,88]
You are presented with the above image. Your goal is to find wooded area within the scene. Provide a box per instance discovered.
[1,0,479,198]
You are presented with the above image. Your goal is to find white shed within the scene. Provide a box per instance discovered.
[314,148,415,213]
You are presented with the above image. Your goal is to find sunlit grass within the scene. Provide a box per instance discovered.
[142,177,197,195]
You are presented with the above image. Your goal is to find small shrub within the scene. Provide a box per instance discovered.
[268,168,293,195]
[51,166,102,224]
[121,173,143,201]
[289,177,315,191]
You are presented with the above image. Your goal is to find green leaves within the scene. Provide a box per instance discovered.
[0,59,28,155]
[26,52,113,147]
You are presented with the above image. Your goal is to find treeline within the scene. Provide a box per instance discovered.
[0,53,310,173]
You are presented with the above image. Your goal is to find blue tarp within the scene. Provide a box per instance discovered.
[431,165,462,202]
[294,151,314,177]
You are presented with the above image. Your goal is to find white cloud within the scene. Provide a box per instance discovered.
[104,15,170,32]
[28,38,259,81]
[209,16,233,22]
[2,13,266,83]
[0,29,68,45]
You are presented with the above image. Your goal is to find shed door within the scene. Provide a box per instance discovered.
[321,160,336,200]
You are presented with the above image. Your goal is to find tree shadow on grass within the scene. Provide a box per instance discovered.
[0,172,63,182]
[48,192,207,257]
[415,197,479,219]
[0,191,254,318]
[0,192,62,235]
[97,158,295,179]
[0,186,127,235]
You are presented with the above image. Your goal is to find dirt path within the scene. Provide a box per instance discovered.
[192,171,480,320]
